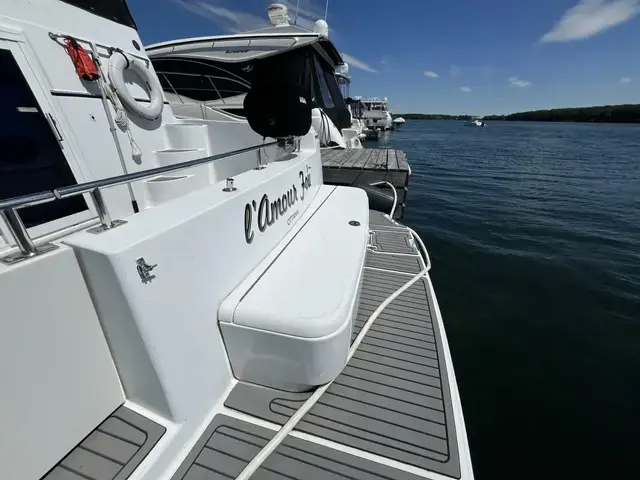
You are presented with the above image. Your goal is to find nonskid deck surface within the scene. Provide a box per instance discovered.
[170,415,421,480]
[47,211,463,479]
[43,406,165,480]
[174,210,462,479]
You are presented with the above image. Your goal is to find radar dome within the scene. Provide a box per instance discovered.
[314,19,329,37]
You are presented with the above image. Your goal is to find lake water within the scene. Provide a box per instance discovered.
[367,121,640,479]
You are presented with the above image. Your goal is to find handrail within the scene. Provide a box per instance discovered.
[55,141,276,198]
[0,191,57,211]
[0,141,276,264]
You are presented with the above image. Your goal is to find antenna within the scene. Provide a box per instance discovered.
[295,0,300,24]
[325,0,329,21]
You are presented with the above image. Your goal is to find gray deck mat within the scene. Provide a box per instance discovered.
[171,415,423,479]
[224,223,461,478]
[365,250,424,274]
[368,210,405,229]
[43,406,166,480]
[370,229,416,254]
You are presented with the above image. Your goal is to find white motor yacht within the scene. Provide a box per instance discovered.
[336,67,366,146]
[361,97,394,131]
[0,1,473,479]
[145,5,362,149]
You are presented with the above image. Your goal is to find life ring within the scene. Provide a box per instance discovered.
[108,51,163,120]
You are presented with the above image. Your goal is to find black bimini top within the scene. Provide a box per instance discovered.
[149,31,351,130]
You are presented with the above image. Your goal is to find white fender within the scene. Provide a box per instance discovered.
[108,51,163,120]
[311,108,347,148]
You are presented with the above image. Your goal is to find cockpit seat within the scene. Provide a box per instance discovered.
[219,186,369,392]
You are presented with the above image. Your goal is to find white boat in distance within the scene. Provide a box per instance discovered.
[0,1,473,479]
[463,119,487,127]
[360,97,394,131]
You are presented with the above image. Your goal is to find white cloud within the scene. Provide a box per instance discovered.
[541,0,640,42]
[171,0,325,33]
[621,76,632,83]
[460,86,471,93]
[424,71,439,78]
[170,0,270,32]
[450,64,462,78]
[341,52,378,73]
[508,76,532,87]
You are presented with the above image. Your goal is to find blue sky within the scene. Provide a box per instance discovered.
[129,0,640,116]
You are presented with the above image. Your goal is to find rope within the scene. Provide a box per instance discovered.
[104,84,142,160]
[234,227,433,479]
[370,181,398,220]
[234,264,428,480]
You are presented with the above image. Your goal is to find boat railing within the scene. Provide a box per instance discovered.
[0,141,276,265]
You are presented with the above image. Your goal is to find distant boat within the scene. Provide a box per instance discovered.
[393,117,406,125]
[361,97,394,131]
[463,119,486,127]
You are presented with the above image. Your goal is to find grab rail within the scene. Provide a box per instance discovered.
[0,141,276,265]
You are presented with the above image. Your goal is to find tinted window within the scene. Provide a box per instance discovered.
[60,0,137,28]
[0,50,87,228]
[313,58,334,108]
[153,58,251,102]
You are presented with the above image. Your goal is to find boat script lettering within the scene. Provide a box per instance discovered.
[244,169,312,244]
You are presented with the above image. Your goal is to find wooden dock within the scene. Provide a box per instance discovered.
[321,148,411,219]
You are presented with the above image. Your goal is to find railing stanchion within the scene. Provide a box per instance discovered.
[0,207,58,265]
[91,188,112,229]
[1,208,37,257]
[255,148,266,170]
[87,188,127,234]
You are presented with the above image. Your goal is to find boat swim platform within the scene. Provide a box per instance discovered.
[322,149,411,220]
[45,211,470,480]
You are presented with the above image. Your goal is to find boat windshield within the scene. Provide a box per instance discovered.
[152,45,351,130]
[336,74,350,99]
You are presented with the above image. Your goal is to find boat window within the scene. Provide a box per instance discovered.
[59,0,137,29]
[337,77,350,99]
[154,58,251,105]
[313,57,335,108]
[0,50,87,229]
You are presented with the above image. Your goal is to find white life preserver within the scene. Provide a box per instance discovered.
[108,51,163,120]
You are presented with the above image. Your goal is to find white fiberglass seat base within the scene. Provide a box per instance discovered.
[219,186,369,392]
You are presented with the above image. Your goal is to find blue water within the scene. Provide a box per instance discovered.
[368,121,640,479]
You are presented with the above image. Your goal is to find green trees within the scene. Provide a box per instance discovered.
[483,104,640,123]
[394,105,640,123]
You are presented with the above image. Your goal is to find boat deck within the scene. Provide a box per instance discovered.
[42,406,166,480]
[46,211,470,480]
[171,211,468,479]
[322,149,411,219]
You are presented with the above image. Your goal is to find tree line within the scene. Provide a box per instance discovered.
[394,104,640,123]
[483,104,640,123]
[392,113,473,120]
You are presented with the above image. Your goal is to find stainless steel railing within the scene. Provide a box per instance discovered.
[0,141,276,265]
